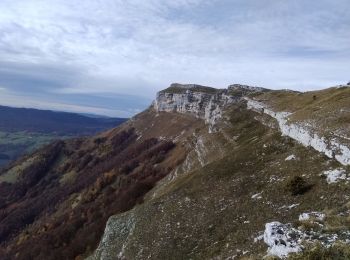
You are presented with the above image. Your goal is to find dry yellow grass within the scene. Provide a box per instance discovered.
[253,85,350,138]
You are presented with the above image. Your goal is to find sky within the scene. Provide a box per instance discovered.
[0,0,349,117]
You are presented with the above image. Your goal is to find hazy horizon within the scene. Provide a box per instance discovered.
[0,0,349,116]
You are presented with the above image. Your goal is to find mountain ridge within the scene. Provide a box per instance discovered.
[91,83,350,259]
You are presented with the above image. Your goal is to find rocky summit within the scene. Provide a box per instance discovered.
[1,83,350,259]
[154,84,239,133]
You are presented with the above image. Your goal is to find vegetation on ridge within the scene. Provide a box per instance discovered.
[159,84,221,94]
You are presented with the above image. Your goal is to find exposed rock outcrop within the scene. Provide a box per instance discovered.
[228,84,268,93]
[153,84,238,133]
[263,222,302,258]
[89,211,136,260]
[245,98,350,166]
[263,212,350,258]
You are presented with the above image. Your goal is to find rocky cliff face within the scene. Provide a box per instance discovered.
[153,84,238,132]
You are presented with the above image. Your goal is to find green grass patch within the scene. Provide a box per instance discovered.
[0,130,68,169]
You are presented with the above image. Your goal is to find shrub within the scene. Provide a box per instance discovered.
[94,137,107,145]
[285,176,312,196]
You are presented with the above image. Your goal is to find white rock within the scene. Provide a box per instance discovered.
[323,169,347,184]
[288,204,300,209]
[251,193,263,199]
[154,89,237,132]
[285,155,296,161]
[263,222,302,258]
[254,234,264,243]
[299,212,326,222]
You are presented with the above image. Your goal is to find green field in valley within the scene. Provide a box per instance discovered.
[0,131,67,168]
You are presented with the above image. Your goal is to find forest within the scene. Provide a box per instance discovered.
[0,128,177,259]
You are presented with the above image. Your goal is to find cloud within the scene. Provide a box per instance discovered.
[0,0,349,115]
[0,90,148,117]
[0,95,128,117]
[0,61,82,93]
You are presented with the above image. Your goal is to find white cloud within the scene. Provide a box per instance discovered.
[0,92,131,117]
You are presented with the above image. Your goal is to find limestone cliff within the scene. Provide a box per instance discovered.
[153,84,238,132]
[154,84,350,165]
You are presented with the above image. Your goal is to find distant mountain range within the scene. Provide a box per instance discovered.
[0,105,127,168]
[0,105,127,136]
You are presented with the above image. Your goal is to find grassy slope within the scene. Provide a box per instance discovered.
[253,86,350,138]
[92,103,350,259]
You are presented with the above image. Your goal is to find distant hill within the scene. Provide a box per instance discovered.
[0,105,127,167]
[0,105,127,136]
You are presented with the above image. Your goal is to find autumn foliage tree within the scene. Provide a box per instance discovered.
[0,128,177,260]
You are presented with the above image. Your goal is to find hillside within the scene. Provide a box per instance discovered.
[0,106,127,168]
[0,84,350,259]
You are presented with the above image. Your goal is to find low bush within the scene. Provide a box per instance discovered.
[285,176,313,196]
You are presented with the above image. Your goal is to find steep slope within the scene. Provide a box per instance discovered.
[0,110,199,259]
[91,84,350,259]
